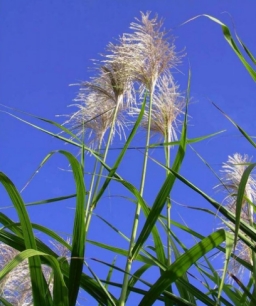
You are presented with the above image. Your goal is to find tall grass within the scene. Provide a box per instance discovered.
[1,11,256,306]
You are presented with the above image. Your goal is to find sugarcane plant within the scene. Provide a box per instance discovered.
[1,11,256,306]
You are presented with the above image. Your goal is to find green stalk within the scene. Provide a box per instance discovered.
[85,96,123,236]
[119,86,154,306]
[248,195,256,305]
[165,131,171,265]
[85,140,102,221]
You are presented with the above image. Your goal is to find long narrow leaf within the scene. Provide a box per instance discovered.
[139,229,227,306]
[213,102,256,148]
[149,129,225,148]
[234,163,256,246]
[0,249,68,306]
[84,261,116,306]
[0,173,52,305]
[54,151,86,306]
[182,15,256,81]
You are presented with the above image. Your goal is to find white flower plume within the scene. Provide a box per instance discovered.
[107,11,182,92]
[130,72,184,141]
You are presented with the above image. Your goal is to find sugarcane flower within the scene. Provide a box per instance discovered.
[218,153,256,281]
[106,11,182,92]
[130,72,184,142]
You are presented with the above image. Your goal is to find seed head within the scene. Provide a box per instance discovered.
[107,11,181,92]
[221,153,256,217]
[0,243,52,306]
[63,64,133,147]
[218,153,256,281]
[130,72,184,141]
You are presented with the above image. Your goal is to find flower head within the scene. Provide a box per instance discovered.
[218,153,256,281]
[0,243,52,306]
[221,153,256,217]
[107,11,181,92]
[130,72,184,141]
[63,63,134,148]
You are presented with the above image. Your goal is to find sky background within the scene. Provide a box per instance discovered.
[1,1,256,305]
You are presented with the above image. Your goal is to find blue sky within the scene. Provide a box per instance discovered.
[1,1,256,305]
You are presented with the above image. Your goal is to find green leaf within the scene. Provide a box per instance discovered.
[1,194,77,209]
[229,273,256,305]
[17,149,86,306]
[126,264,151,300]
[149,130,225,148]
[165,167,256,243]
[218,232,234,302]
[1,110,84,148]
[0,296,13,306]
[53,151,86,306]
[0,172,52,305]
[139,229,226,306]
[183,15,256,81]
[85,261,117,306]
[87,239,155,266]
[0,249,68,306]
[0,229,117,306]
[234,163,256,247]
[213,102,256,148]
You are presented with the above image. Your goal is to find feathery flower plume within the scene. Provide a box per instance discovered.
[0,243,52,306]
[130,72,184,141]
[0,240,71,305]
[107,11,181,92]
[63,62,134,148]
[221,154,256,221]
[219,153,256,279]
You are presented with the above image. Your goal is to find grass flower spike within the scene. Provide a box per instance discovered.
[221,153,256,222]
[65,62,134,148]
[108,11,181,92]
[220,153,256,282]
[131,72,184,141]
[0,243,52,306]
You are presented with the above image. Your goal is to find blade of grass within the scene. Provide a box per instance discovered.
[164,166,256,243]
[126,264,151,300]
[84,261,117,306]
[182,15,256,81]
[0,229,117,306]
[229,274,256,304]
[1,111,84,148]
[139,229,227,306]
[1,194,77,209]
[213,102,256,148]
[0,249,68,306]
[0,297,13,306]
[55,151,86,306]
[22,149,86,306]
[149,129,225,148]
[0,172,52,305]
[217,232,234,302]
[104,257,117,292]
[87,239,155,265]
[234,163,256,246]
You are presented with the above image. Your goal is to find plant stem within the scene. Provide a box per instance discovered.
[85,140,102,221]
[119,87,154,306]
[165,131,172,265]
[248,195,256,305]
[85,96,123,237]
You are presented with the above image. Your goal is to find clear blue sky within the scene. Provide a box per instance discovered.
[1,1,256,305]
